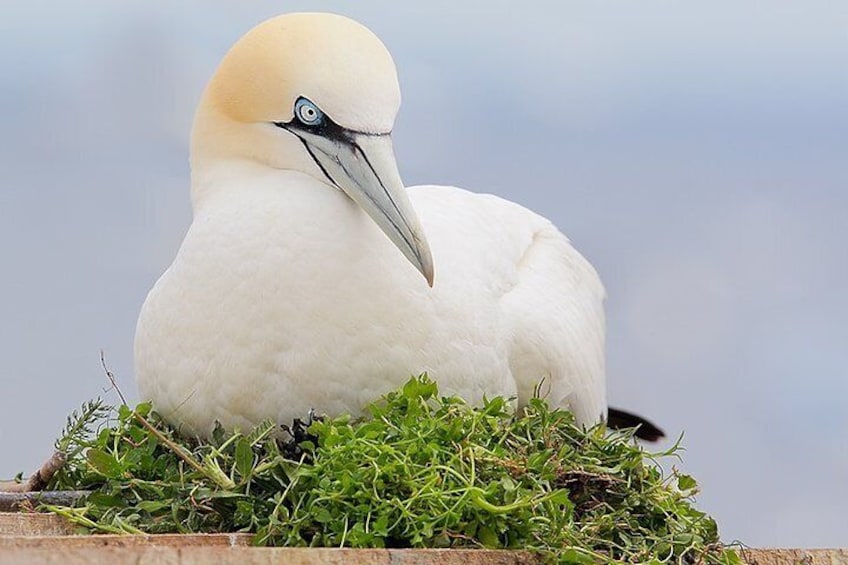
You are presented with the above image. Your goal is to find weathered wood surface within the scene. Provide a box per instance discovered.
[0,513,844,565]
[2,536,542,565]
[0,512,77,536]
[742,550,848,565]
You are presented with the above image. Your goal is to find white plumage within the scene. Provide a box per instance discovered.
[135,13,606,437]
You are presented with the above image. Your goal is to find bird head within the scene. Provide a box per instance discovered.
[191,12,434,286]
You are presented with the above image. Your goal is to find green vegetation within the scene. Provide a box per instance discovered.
[46,375,738,564]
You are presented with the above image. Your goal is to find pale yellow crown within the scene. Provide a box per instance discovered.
[192,13,401,173]
[208,13,400,132]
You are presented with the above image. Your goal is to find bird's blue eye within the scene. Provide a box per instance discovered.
[295,98,323,126]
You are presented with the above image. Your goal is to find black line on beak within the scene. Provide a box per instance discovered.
[295,136,339,189]
[351,141,412,253]
[275,120,413,258]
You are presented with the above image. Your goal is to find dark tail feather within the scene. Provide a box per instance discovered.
[607,407,665,442]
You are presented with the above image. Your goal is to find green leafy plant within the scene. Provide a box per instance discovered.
[45,375,739,565]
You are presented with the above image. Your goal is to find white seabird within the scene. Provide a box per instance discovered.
[135,13,658,440]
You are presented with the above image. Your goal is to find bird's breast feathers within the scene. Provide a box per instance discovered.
[136,178,603,435]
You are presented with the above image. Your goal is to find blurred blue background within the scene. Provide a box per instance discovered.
[1,1,846,547]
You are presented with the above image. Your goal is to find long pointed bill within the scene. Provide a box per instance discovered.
[295,130,434,286]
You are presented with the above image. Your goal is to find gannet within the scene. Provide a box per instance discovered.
[135,12,662,441]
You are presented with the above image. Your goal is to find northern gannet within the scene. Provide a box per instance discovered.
[135,12,662,441]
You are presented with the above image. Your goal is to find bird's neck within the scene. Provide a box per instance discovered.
[187,158,416,289]
[190,158,339,216]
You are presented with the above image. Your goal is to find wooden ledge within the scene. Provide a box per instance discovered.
[0,543,845,565]
[1,513,845,565]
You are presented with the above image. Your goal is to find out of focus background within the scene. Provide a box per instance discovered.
[1,1,845,547]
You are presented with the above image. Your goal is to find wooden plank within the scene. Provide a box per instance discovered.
[742,549,848,565]
[0,546,543,565]
[0,513,76,536]
[0,546,844,565]
[1,514,845,565]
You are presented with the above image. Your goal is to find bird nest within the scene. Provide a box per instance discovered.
[5,376,738,565]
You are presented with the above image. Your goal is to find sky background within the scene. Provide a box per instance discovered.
[1,0,846,548]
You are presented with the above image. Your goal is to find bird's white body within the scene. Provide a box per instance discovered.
[134,13,607,437]
[136,162,605,435]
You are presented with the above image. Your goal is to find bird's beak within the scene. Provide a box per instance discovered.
[294,130,434,286]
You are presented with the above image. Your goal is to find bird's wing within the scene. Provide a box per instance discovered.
[497,210,607,427]
[409,186,607,427]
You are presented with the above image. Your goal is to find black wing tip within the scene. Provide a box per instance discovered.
[606,407,666,442]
